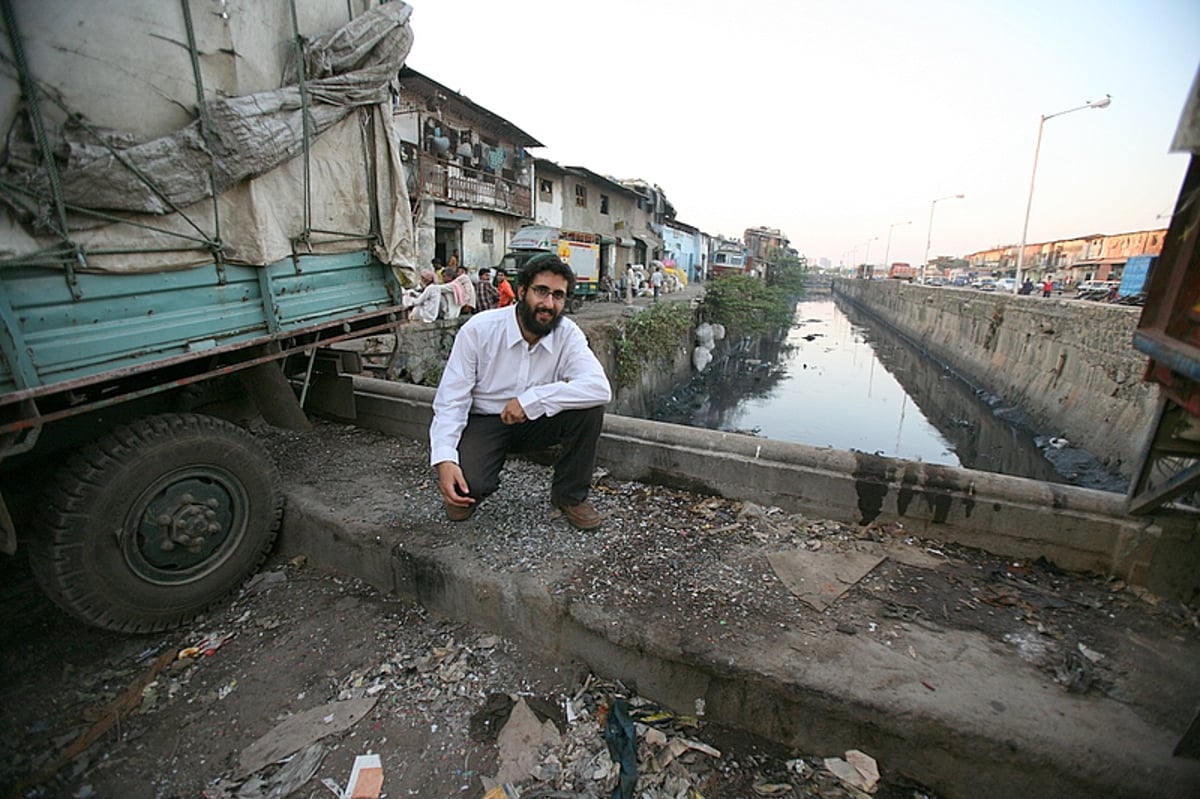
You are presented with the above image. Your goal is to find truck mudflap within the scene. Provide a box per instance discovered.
[27,413,282,633]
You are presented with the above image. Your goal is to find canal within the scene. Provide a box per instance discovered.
[652,297,1128,492]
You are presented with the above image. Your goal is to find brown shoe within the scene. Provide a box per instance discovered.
[445,503,476,522]
[553,499,602,530]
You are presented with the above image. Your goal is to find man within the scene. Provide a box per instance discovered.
[650,265,664,302]
[402,268,443,323]
[496,267,516,307]
[451,264,477,315]
[1042,278,1053,298]
[476,267,500,311]
[430,254,612,530]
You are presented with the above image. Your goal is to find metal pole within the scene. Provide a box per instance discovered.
[883,221,911,275]
[1013,95,1111,293]
[923,195,962,284]
[1013,116,1045,295]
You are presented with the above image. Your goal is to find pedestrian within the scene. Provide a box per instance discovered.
[447,249,459,272]
[401,267,443,323]
[430,253,612,529]
[1018,279,1034,295]
[475,267,500,311]
[650,266,663,302]
[452,264,476,315]
[1042,278,1053,298]
[496,267,515,307]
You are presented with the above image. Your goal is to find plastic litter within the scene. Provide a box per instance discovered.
[605,697,637,799]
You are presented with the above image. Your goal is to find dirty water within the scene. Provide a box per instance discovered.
[653,298,1127,492]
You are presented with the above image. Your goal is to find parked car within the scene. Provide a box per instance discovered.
[1076,280,1119,301]
[977,279,997,292]
[996,278,1017,292]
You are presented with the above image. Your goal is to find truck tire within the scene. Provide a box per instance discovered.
[28,413,283,633]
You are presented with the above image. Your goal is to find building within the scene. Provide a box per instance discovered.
[392,67,541,275]
[663,219,708,282]
[531,160,645,286]
[964,227,1167,284]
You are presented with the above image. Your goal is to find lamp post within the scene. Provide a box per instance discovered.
[863,236,879,271]
[923,194,963,284]
[1014,94,1111,293]
[882,220,912,274]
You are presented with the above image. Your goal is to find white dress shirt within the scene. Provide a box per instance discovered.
[429,306,612,466]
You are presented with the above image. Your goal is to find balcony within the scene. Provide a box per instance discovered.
[415,153,531,218]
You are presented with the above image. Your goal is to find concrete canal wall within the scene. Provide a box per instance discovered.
[833,279,1157,478]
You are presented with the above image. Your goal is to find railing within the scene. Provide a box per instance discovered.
[416,154,531,217]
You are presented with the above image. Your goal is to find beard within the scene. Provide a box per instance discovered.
[517,293,562,338]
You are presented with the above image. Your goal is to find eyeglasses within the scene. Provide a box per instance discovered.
[528,285,568,303]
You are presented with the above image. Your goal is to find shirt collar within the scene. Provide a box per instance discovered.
[503,305,559,353]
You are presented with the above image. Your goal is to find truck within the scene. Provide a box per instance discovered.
[497,225,601,311]
[887,262,915,281]
[1116,254,1156,303]
[0,1,417,632]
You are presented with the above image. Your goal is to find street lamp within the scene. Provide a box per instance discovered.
[863,236,879,271]
[882,220,912,274]
[923,194,964,283]
[1014,94,1112,293]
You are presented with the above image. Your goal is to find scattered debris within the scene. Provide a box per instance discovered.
[768,546,887,611]
[823,749,880,793]
[237,698,378,778]
[343,753,383,799]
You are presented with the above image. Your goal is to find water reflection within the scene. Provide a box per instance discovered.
[653,298,1122,489]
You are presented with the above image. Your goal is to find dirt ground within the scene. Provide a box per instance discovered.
[3,417,1199,799]
[1,545,931,799]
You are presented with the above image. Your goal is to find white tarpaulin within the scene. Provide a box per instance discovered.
[0,0,416,277]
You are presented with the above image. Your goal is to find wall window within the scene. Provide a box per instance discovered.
[481,228,494,244]
[600,194,609,214]
[575,184,587,208]
[539,179,553,199]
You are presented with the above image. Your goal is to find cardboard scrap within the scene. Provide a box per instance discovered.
[824,748,880,793]
[768,547,886,611]
[344,753,383,799]
[492,697,561,786]
[237,697,377,777]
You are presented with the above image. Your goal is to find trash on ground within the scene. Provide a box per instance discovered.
[823,748,879,793]
[343,753,383,799]
[237,697,377,778]
[768,547,887,611]
[489,697,562,787]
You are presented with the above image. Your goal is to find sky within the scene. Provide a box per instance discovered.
[405,0,1200,269]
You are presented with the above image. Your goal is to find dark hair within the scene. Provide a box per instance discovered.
[518,252,575,294]
[478,267,491,277]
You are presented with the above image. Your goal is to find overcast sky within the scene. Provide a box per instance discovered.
[406,0,1199,269]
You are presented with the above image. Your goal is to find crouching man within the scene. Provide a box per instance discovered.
[429,254,612,530]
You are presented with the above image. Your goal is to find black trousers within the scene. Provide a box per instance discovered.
[456,405,605,506]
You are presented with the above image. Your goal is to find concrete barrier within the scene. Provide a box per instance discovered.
[341,377,1199,601]
[834,280,1157,478]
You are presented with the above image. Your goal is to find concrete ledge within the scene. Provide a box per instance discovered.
[342,377,1199,600]
[276,491,1200,799]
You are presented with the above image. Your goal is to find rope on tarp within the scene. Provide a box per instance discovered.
[181,0,226,282]
[288,0,314,254]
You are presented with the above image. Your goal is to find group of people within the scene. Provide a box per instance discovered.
[401,254,515,323]
[1017,278,1056,297]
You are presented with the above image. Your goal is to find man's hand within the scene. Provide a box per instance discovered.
[500,398,527,425]
[436,461,475,508]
